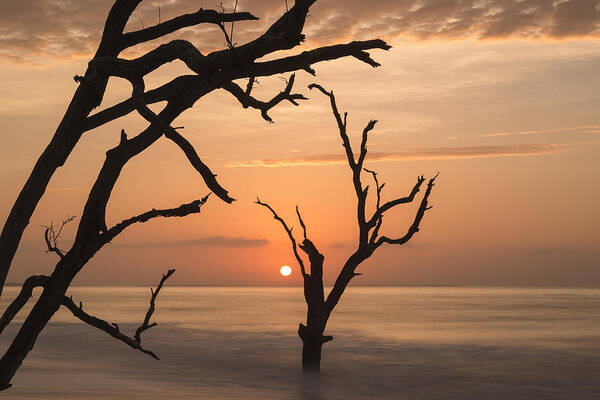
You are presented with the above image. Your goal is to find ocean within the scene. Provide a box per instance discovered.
[1,286,599,399]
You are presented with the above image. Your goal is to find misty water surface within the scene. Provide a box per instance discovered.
[1,286,599,399]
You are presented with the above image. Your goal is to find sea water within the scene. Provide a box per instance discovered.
[1,286,599,399]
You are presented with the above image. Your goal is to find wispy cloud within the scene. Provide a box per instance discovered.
[481,125,600,137]
[226,144,565,167]
[3,0,600,64]
[119,236,269,248]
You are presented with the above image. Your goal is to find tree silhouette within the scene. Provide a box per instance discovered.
[0,0,390,298]
[0,1,389,390]
[257,84,438,372]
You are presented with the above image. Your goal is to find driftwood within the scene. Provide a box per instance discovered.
[257,84,438,371]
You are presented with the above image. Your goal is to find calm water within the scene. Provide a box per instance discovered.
[1,286,599,399]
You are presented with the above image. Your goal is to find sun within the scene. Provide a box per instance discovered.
[280,265,292,277]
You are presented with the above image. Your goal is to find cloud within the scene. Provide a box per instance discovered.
[119,236,269,248]
[2,1,600,64]
[226,143,565,167]
[329,241,353,249]
[481,125,600,137]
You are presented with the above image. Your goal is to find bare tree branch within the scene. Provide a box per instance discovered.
[375,173,439,248]
[165,130,235,203]
[121,9,258,50]
[364,168,384,245]
[256,198,308,278]
[367,175,426,227]
[84,75,202,132]
[62,268,175,360]
[0,276,48,335]
[222,74,307,122]
[100,195,210,246]
[364,168,383,210]
[42,215,76,259]
[225,40,391,80]
[125,77,234,203]
[308,83,354,167]
[134,269,175,343]
[296,205,308,241]
[356,120,377,170]
[62,296,158,359]
[85,39,389,134]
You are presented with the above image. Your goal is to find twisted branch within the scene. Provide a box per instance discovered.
[222,74,307,123]
[42,215,76,259]
[62,268,175,360]
[367,176,426,227]
[376,173,439,248]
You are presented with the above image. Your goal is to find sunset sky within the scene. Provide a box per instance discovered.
[0,0,598,286]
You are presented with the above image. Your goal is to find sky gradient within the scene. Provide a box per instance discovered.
[0,0,599,286]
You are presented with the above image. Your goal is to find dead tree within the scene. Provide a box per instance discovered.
[0,116,211,390]
[0,1,390,390]
[257,84,438,372]
[0,0,390,299]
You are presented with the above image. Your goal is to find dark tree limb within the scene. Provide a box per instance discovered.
[62,268,175,360]
[364,168,383,210]
[296,205,308,241]
[367,175,426,227]
[134,269,175,343]
[126,77,234,203]
[0,276,49,335]
[164,129,235,203]
[308,83,355,168]
[356,120,378,170]
[222,74,307,123]
[84,37,389,132]
[62,296,159,359]
[121,9,258,50]
[375,173,439,248]
[89,39,390,89]
[84,75,202,132]
[100,195,210,246]
[222,40,391,81]
[255,198,308,279]
[42,215,76,259]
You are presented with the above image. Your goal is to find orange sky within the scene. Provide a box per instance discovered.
[0,0,599,286]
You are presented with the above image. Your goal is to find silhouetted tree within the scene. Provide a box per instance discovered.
[0,0,390,297]
[0,0,390,390]
[257,84,438,372]
[0,121,210,389]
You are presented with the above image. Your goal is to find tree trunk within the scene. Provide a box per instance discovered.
[0,255,82,389]
[301,337,323,372]
[0,85,100,298]
[299,325,323,372]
